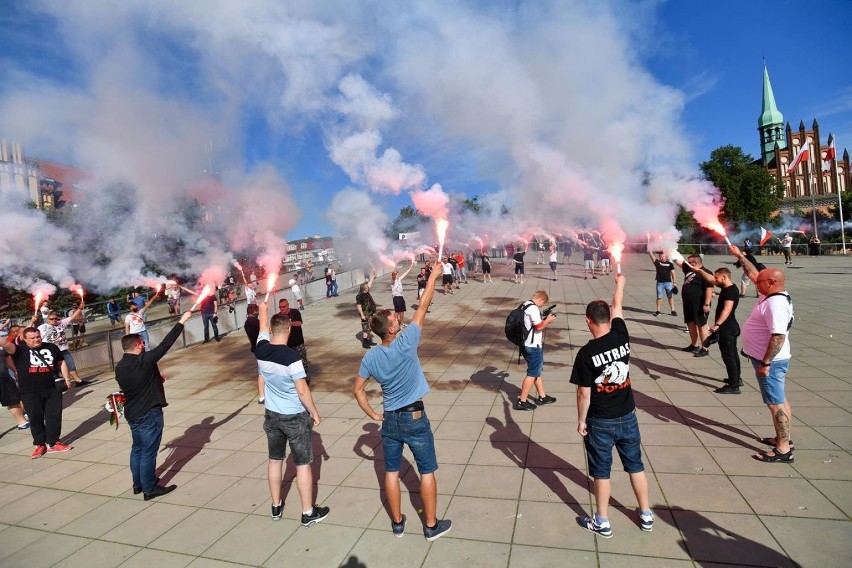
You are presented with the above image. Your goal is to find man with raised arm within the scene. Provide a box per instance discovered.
[116,309,193,500]
[571,274,654,538]
[352,264,452,541]
[730,246,795,463]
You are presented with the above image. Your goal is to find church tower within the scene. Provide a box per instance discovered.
[757,63,785,166]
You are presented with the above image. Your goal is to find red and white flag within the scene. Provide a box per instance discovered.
[786,139,810,175]
[759,227,773,246]
[822,134,836,172]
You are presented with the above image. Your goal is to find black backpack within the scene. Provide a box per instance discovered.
[505,301,534,358]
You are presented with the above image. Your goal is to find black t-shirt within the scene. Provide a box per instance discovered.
[200,295,216,316]
[570,318,635,419]
[244,316,260,352]
[513,251,525,264]
[481,255,491,270]
[417,274,427,289]
[715,285,740,335]
[285,309,304,348]
[11,342,64,394]
[681,265,713,302]
[583,247,595,261]
[653,259,674,283]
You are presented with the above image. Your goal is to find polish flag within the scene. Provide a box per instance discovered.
[759,227,773,246]
[786,140,810,175]
[822,134,836,172]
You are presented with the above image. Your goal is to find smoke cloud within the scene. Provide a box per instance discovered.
[0,0,725,289]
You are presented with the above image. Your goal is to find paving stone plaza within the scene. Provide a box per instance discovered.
[1,253,850,567]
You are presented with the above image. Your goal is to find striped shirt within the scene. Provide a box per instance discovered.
[255,331,307,415]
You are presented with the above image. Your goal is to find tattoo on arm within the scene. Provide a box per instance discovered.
[739,255,759,283]
[764,334,786,362]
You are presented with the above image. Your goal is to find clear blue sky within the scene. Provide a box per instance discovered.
[1,0,850,242]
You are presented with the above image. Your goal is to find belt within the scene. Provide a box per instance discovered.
[390,400,424,413]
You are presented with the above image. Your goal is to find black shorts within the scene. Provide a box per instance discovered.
[393,296,406,312]
[263,409,314,465]
[514,264,524,275]
[442,274,453,285]
[482,265,491,274]
[0,375,21,406]
[683,300,709,325]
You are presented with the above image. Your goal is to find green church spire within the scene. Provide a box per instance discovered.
[758,63,785,164]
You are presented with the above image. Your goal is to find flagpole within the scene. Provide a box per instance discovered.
[839,188,847,254]
[810,168,819,240]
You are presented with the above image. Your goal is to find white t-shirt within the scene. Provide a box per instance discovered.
[245,286,257,305]
[523,302,544,348]
[291,284,301,299]
[549,250,558,263]
[125,312,147,334]
[441,262,453,275]
[38,317,72,351]
[781,236,792,249]
[391,278,403,297]
[742,293,793,361]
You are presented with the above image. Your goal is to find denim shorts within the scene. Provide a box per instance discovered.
[751,358,790,405]
[584,411,645,479]
[524,346,544,377]
[62,351,77,372]
[382,408,438,474]
[263,409,314,465]
[549,262,557,271]
[656,281,674,299]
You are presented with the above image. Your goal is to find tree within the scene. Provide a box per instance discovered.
[386,205,429,240]
[700,145,784,224]
[829,190,852,223]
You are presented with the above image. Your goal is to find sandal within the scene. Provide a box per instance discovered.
[759,437,794,449]
[753,447,794,463]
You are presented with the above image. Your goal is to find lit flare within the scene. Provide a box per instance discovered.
[436,218,449,259]
[191,285,212,311]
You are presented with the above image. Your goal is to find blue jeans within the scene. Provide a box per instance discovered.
[382,408,438,474]
[656,281,674,299]
[138,330,150,351]
[584,411,644,479]
[202,314,219,342]
[128,407,164,493]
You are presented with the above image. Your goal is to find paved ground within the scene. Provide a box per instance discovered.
[1,252,850,567]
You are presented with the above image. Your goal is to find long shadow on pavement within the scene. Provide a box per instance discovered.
[664,507,802,567]
[157,402,250,483]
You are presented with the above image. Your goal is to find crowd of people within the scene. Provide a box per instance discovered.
[0,241,798,544]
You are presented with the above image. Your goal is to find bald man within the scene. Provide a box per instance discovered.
[730,247,795,463]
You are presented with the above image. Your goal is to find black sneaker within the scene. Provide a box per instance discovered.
[301,505,330,527]
[670,310,677,316]
[271,501,284,520]
[514,398,537,411]
[693,348,709,358]
[653,311,661,317]
[392,514,406,537]
[578,515,612,538]
[143,484,177,501]
[423,519,452,541]
[681,345,699,353]
[714,384,741,394]
[362,339,372,349]
[535,395,557,405]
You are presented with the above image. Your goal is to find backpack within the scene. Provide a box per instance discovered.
[505,301,534,359]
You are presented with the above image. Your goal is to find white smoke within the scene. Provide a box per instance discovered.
[0,0,724,290]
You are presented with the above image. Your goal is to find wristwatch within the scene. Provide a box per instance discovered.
[758,361,771,368]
